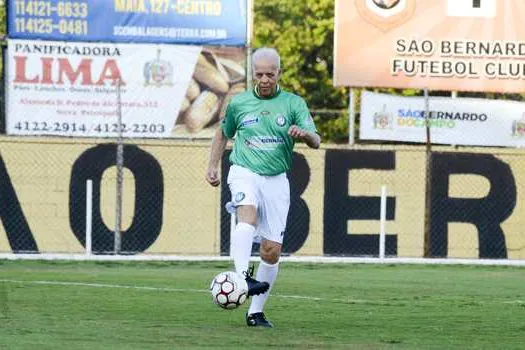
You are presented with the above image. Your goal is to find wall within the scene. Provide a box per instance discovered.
[1,137,524,259]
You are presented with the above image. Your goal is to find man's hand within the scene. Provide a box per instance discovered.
[206,168,221,187]
[288,125,321,149]
[288,125,307,139]
[206,128,228,187]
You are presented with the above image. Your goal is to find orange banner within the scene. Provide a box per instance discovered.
[334,0,525,93]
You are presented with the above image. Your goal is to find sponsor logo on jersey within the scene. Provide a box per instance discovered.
[244,136,285,151]
[240,115,259,127]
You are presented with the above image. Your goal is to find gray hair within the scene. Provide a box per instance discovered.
[252,47,281,69]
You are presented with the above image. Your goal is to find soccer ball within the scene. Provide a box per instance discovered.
[210,271,248,309]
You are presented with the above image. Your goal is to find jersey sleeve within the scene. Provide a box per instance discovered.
[293,97,318,134]
[220,100,237,139]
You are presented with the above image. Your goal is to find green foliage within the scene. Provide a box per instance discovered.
[253,0,349,143]
[253,0,525,143]
[252,0,448,143]
[0,1,4,37]
[313,111,349,144]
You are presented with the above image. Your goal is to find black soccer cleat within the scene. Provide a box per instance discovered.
[246,312,273,328]
[243,265,270,297]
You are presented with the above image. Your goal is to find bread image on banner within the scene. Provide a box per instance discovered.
[173,47,247,138]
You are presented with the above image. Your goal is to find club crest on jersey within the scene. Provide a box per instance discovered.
[234,192,245,202]
[276,114,286,127]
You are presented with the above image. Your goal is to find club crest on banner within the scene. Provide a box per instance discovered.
[373,105,393,130]
[511,113,525,137]
[144,49,174,87]
[355,0,416,31]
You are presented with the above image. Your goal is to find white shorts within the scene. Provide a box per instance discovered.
[227,165,290,244]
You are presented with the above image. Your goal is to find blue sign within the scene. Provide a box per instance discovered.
[7,0,248,46]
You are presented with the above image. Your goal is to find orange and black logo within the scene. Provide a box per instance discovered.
[355,0,416,31]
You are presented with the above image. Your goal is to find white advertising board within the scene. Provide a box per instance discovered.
[360,91,525,147]
[6,39,208,138]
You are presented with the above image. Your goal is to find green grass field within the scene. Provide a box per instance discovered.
[0,260,524,349]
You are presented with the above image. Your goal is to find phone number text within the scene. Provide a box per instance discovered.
[14,18,88,35]
[14,1,89,18]
[13,121,167,134]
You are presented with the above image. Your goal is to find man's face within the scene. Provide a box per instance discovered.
[253,58,280,97]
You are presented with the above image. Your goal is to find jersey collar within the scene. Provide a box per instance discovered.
[253,84,281,99]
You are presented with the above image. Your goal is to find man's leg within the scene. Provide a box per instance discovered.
[246,173,289,328]
[249,239,281,313]
[227,166,270,297]
[233,205,270,296]
[230,205,257,275]
[246,239,281,328]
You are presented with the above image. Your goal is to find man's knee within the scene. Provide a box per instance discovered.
[260,240,281,264]
[236,205,257,226]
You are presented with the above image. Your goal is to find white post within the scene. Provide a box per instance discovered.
[379,185,387,259]
[85,179,93,256]
[348,88,356,145]
[246,0,254,90]
[114,80,123,254]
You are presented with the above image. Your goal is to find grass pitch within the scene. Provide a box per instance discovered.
[0,260,524,349]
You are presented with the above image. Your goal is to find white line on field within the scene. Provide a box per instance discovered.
[0,279,366,304]
[0,279,206,294]
[2,279,523,305]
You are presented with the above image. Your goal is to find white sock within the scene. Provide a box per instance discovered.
[248,260,279,314]
[231,222,255,275]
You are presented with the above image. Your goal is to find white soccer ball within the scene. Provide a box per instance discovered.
[210,271,248,310]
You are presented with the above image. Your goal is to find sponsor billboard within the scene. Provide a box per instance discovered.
[6,39,246,138]
[7,0,248,46]
[2,138,525,259]
[334,0,525,93]
[360,91,525,147]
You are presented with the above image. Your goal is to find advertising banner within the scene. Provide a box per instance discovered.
[360,91,525,147]
[7,0,248,46]
[6,39,246,138]
[334,0,525,93]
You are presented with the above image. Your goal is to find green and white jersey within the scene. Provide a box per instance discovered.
[221,86,317,176]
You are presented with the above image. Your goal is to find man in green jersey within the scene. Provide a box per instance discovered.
[206,47,320,328]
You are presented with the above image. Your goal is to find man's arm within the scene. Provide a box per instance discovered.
[206,127,229,187]
[288,125,321,149]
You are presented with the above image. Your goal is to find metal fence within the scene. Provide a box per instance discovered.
[1,49,525,259]
[2,134,525,260]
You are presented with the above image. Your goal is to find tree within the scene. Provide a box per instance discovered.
[253,0,525,143]
[0,1,4,37]
[253,0,349,142]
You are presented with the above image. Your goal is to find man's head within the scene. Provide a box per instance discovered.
[252,47,281,97]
